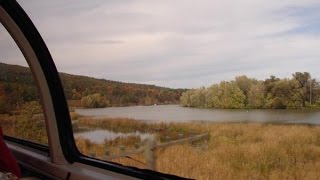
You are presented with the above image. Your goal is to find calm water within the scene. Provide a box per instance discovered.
[75,105,320,125]
[74,129,153,143]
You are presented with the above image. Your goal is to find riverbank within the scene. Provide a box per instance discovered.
[74,117,320,179]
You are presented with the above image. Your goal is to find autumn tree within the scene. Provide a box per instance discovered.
[81,93,109,108]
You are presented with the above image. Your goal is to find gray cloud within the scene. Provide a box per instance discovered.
[1,0,320,88]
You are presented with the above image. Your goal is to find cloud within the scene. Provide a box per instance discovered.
[0,25,27,66]
[2,0,320,88]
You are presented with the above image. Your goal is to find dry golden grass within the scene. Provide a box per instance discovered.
[75,120,320,180]
[0,114,16,135]
[2,113,320,179]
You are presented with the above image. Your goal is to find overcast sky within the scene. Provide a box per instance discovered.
[2,0,320,88]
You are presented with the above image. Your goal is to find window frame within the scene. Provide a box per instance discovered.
[0,0,75,164]
[0,0,186,179]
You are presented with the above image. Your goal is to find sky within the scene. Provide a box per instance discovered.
[1,0,320,88]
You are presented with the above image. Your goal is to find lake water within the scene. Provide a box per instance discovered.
[74,105,320,143]
[73,128,153,143]
[75,105,320,125]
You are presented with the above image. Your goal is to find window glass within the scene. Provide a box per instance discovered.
[0,23,47,145]
[18,1,320,179]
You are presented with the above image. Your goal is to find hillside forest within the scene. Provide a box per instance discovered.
[180,73,320,109]
[0,63,184,113]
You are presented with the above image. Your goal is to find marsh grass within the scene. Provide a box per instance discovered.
[2,112,320,179]
[76,117,202,141]
[0,108,48,144]
[75,118,320,179]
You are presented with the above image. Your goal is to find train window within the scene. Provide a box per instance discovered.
[0,23,47,145]
[17,0,320,179]
[17,1,203,177]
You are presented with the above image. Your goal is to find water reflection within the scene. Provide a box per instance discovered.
[74,128,154,143]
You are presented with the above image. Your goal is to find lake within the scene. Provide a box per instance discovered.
[75,105,320,125]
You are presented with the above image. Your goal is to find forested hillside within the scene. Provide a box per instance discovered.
[0,63,184,112]
[180,73,320,109]
[60,72,184,107]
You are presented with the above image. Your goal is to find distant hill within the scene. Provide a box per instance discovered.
[0,62,185,111]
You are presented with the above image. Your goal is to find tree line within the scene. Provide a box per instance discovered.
[180,72,320,109]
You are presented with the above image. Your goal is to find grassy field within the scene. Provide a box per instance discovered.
[2,113,320,179]
[75,118,320,179]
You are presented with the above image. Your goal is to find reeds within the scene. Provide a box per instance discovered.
[75,119,320,179]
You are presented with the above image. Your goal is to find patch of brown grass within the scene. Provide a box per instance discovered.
[75,120,320,179]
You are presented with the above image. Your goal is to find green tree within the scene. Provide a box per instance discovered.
[235,75,257,105]
[248,82,265,108]
[180,72,320,109]
[180,91,192,107]
[196,87,207,108]
[292,72,311,107]
[265,79,292,109]
[287,79,304,108]
[206,84,222,108]
[264,75,280,95]
[219,81,246,109]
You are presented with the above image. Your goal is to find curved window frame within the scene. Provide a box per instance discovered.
[0,0,185,179]
[0,0,76,164]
